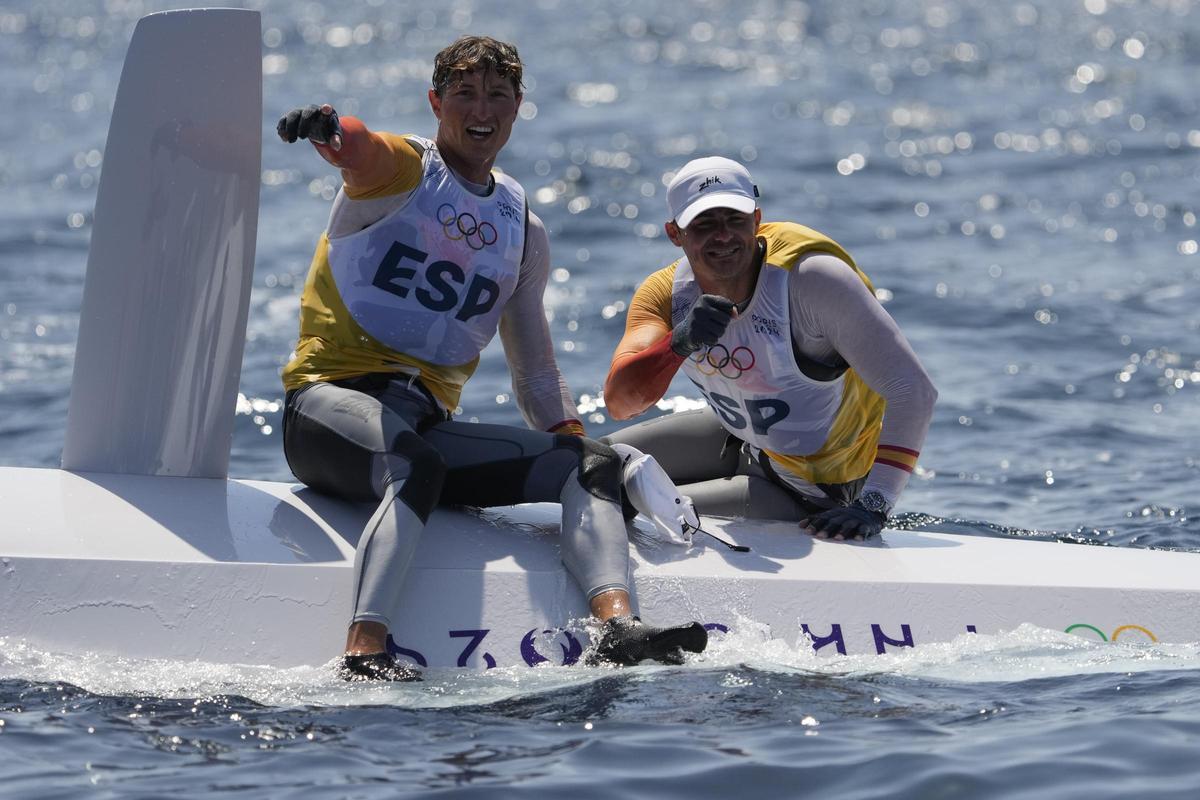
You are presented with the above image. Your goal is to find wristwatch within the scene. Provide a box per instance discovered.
[854,490,892,519]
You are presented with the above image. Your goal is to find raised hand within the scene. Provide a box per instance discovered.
[276,103,342,150]
[670,294,736,356]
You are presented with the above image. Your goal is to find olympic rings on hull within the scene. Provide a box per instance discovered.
[691,344,756,380]
[437,203,498,251]
[1064,623,1157,642]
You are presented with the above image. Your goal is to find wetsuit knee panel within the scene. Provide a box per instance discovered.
[386,430,446,523]
[566,436,622,505]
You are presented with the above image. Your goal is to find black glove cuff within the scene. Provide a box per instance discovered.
[669,326,699,357]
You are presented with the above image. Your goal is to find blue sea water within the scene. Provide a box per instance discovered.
[2,0,1200,796]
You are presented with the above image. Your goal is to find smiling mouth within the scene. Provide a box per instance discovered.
[466,125,495,140]
[707,245,740,259]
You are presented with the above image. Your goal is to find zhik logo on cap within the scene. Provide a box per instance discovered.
[668,156,759,229]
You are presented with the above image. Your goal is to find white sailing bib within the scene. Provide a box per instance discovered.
[673,258,845,455]
[326,139,525,366]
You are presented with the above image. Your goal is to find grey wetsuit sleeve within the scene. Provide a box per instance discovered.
[788,253,938,505]
[498,211,581,431]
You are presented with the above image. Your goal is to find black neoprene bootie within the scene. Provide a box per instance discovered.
[337,652,422,682]
[587,616,708,666]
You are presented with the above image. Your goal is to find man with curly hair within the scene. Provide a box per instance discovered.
[277,36,707,681]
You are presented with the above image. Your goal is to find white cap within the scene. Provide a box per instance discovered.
[666,156,759,229]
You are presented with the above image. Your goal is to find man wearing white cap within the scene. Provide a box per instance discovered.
[602,157,937,540]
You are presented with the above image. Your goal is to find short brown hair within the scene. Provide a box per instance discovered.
[432,35,524,96]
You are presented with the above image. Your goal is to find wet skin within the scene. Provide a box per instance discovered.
[428,67,521,186]
[666,207,763,303]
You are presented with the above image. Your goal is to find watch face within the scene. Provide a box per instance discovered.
[858,491,891,516]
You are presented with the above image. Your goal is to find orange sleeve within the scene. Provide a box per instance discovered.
[311,117,423,198]
[603,265,686,420]
[623,266,675,336]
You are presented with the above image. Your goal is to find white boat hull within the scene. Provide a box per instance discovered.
[3,466,1195,669]
[10,9,1198,673]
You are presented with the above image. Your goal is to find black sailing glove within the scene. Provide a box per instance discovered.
[798,501,886,541]
[276,104,342,146]
[670,295,737,356]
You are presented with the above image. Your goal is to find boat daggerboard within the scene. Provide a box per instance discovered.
[62,9,262,479]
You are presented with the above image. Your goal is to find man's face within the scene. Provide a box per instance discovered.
[429,67,521,173]
[667,207,762,281]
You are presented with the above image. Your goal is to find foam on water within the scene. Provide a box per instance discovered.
[697,618,1200,682]
[4,620,1199,714]
[4,636,1200,797]
[0,636,607,709]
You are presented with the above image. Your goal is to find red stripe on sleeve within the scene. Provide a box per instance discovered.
[603,334,687,420]
[877,444,920,458]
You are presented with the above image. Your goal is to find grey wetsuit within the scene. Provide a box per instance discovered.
[285,376,629,629]
[601,407,858,520]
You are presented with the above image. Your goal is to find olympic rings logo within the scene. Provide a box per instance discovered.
[1065,623,1157,643]
[438,203,498,251]
[691,344,756,380]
